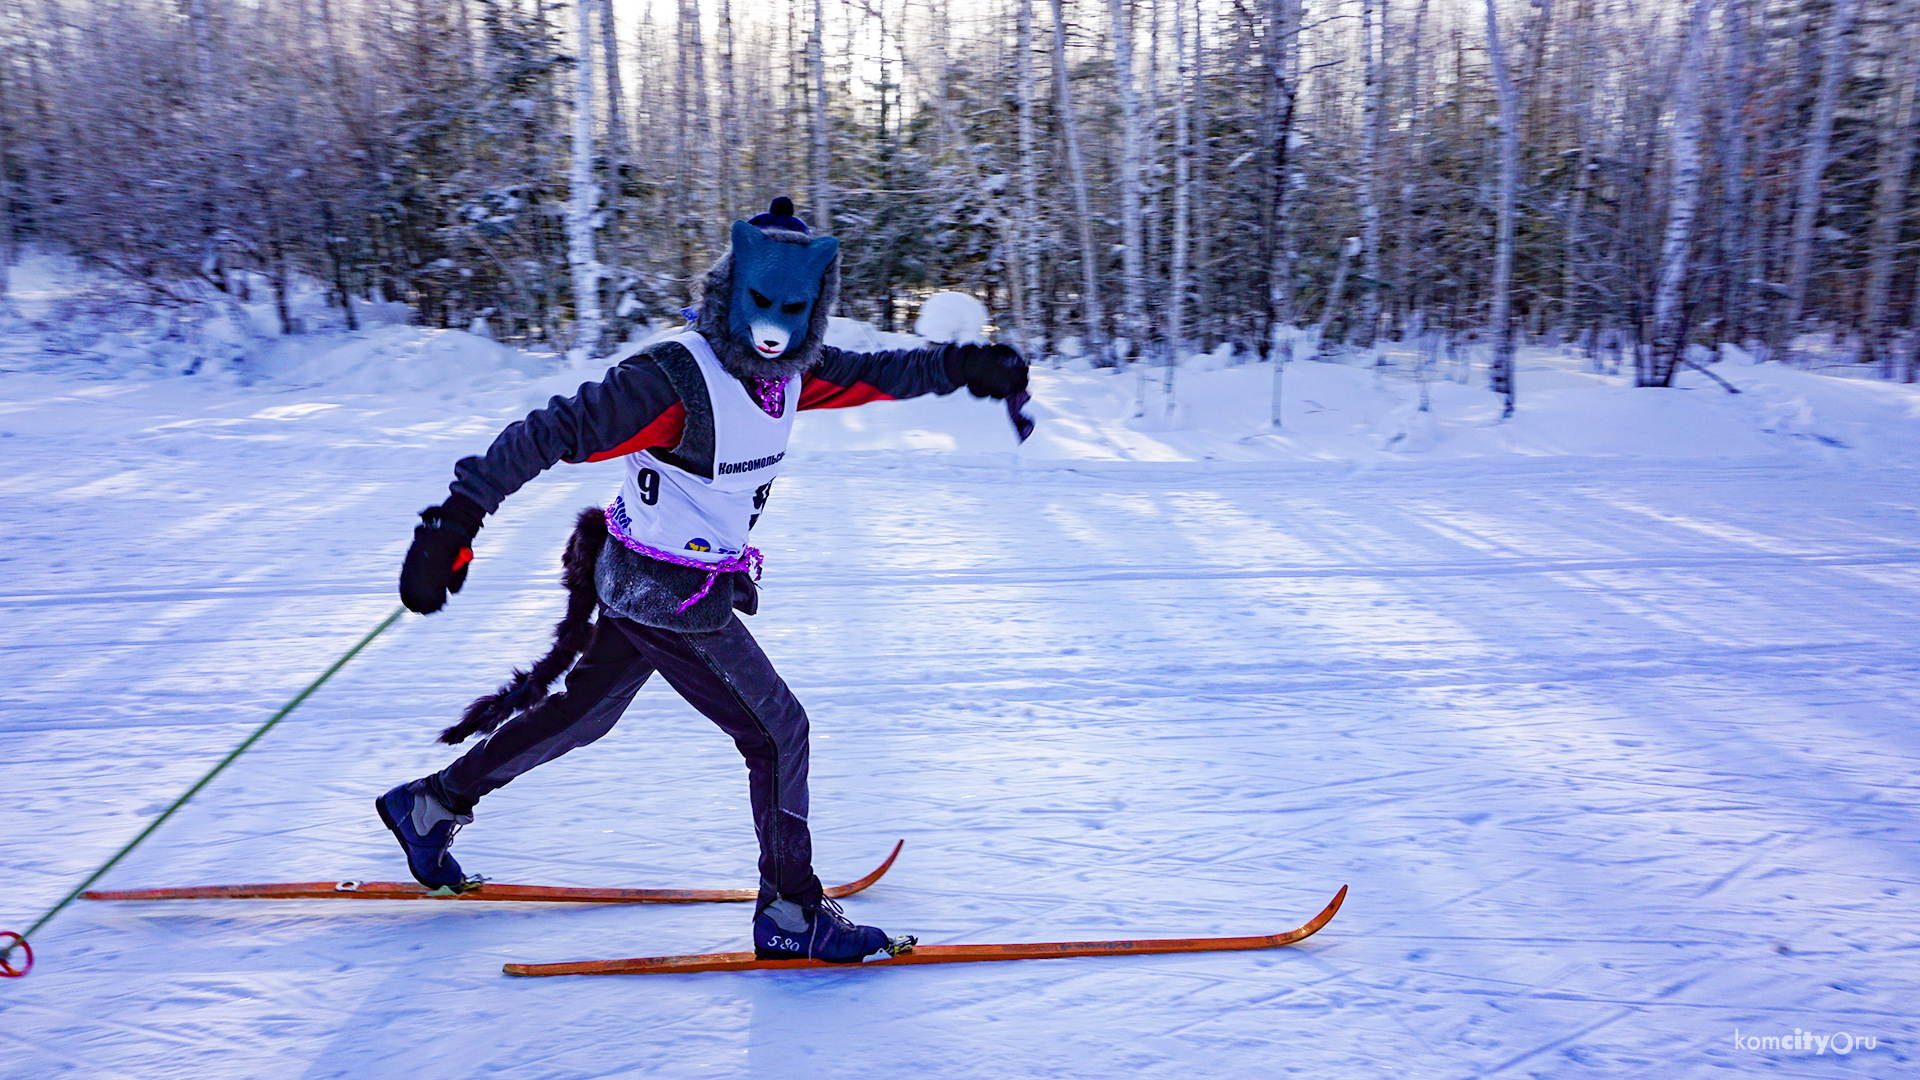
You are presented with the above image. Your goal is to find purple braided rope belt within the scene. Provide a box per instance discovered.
[603,504,763,614]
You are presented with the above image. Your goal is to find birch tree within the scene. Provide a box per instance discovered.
[1779,0,1858,346]
[569,0,603,356]
[1110,0,1147,363]
[1263,0,1302,357]
[1189,0,1211,346]
[1485,0,1520,415]
[600,0,629,170]
[685,0,714,246]
[811,0,832,232]
[1357,0,1383,346]
[1396,0,1431,330]
[0,23,15,313]
[1646,0,1716,387]
[718,0,739,222]
[1864,0,1919,376]
[1715,0,1754,345]
[1016,0,1044,356]
[1169,0,1193,362]
[1052,0,1105,359]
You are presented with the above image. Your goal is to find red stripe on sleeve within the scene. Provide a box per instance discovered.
[583,403,688,462]
[799,376,897,411]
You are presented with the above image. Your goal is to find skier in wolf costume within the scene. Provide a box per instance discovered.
[382,199,1027,963]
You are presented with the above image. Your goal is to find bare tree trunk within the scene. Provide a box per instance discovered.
[928,0,955,154]
[1170,0,1192,363]
[1016,0,1044,356]
[1109,0,1146,366]
[188,0,217,93]
[0,23,15,313]
[718,0,738,221]
[810,0,831,231]
[600,0,629,167]
[1397,0,1431,332]
[1865,0,1919,376]
[1780,0,1858,344]
[1738,15,1777,356]
[188,0,225,291]
[1315,236,1361,340]
[1143,0,1164,351]
[1647,0,1716,387]
[1485,0,1519,416]
[1909,222,1920,380]
[1052,0,1105,359]
[687,0,713,228]
[569,0,603,357]
[1565,0,1598,346]
[638,2,658,172]
[1263,0,1302,358]
[269,212,295,335]
[321,201,358,330]
[672,0,693,278]
[1357,0,1383,346]
[597,0,628,317]
[1716,0,1753,344]
[1190,0,1210,348]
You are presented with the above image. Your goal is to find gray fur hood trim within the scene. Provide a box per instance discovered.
[692,227,840,383]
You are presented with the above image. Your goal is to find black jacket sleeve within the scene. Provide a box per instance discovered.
[449,350,684,514]
[800,344,963,410]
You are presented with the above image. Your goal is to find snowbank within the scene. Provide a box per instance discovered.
[10,255,1920,470]
[789,347,1920,469]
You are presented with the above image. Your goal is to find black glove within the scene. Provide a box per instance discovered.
[399,493,485,614]
[943,343,1029,399]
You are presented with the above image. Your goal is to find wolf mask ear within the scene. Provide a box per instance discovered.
[802,235,839,277]
[730,219,768,264]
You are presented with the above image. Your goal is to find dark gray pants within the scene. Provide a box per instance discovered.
[434,612,822,907]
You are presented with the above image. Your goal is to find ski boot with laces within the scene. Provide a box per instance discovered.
[753,897,909,963]
[376,778,479,892]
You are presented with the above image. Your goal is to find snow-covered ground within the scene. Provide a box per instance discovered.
[4,271,1918,1077]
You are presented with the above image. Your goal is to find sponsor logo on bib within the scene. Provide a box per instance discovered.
[685,538,712,552]
[609,496,635,532]
[717,450,785,476]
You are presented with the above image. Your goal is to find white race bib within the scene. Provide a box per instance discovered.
[610,332,798,564]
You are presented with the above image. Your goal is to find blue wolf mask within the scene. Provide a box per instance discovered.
[693,216,841,383]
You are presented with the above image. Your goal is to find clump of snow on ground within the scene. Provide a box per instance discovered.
[912,291,989,344]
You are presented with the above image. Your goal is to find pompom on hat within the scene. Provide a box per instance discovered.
[748,196,810,235]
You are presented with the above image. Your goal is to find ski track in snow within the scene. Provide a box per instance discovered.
[3,369,1919,1079]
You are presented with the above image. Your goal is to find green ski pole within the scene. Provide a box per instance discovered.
[1,606,406,978]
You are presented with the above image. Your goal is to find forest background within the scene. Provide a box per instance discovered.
[1,0,1913,404]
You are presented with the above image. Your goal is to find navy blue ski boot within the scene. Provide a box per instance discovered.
[753,897,905,963]
[376,779,477,891]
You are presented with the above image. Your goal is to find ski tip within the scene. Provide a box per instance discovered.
[823,840,905,899]
[1306,885,1348,935]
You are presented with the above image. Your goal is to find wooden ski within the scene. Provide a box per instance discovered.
[81,841,902,905]
[502,884,1346,977]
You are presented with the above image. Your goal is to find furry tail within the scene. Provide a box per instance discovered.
[439,507,609,744]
